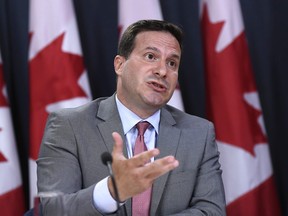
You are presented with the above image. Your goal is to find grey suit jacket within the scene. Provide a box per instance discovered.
[37,95,226,216]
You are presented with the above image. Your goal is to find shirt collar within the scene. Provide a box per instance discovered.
[115,94,160,134]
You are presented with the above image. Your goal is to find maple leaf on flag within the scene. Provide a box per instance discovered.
[0,64,8,107]
[0,128,8,162]
[0,65,25,215]
[0,135,7,163]
[0,154,7,163]
[201,6,267,155]
[0,64,8,162]
[29,33,87,160]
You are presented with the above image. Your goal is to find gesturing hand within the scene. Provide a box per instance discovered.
[108,132,179,202]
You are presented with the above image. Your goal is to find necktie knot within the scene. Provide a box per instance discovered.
[133,121,150,156]
[136,121,150,136]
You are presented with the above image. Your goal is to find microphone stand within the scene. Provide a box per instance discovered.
[101,152,127,216]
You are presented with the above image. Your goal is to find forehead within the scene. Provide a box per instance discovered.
[133,31,181,54]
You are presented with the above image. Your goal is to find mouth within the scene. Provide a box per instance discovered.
[147,81,168,92]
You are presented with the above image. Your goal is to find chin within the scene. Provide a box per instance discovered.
[146,98,167,108]
[143,93,169,107]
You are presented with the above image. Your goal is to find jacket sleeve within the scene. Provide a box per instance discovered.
[37,111,107,216]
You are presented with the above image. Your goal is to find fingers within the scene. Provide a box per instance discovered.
[132,148,160,166]
[111,131,178,174]
[110,132,179,200]
[144,156,179,180]
[111,131,160,164]
[130,152,179,182]
[112,132,123,149]
[111,132,124,158]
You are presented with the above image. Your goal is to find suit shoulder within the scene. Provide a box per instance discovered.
[50,97,107,120]
[164,105,213,128]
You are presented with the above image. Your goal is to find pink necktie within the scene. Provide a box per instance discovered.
[132,121,152,216]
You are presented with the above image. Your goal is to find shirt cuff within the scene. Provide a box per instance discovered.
[93,176,118,213]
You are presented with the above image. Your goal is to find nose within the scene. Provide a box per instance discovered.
[153,60,167,78]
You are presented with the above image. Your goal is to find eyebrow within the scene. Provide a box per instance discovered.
[145,46,181,60]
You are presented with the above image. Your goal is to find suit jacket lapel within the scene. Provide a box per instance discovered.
[96,95,128,157]
[96,95,133,214]
[150,107,181,215]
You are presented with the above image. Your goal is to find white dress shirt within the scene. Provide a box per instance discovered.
[93,95,160,213]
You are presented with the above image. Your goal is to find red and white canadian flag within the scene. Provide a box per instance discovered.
[200,0,281,215]
[28,0,91,205]
[118,0,184,111]
[0,50,25,214]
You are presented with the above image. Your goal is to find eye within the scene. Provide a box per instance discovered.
[167,60,177,69]
[145,53,157,61]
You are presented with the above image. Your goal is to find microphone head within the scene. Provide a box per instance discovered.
[101,152,113,165]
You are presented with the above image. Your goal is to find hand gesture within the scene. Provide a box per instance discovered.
[108,132,179,202]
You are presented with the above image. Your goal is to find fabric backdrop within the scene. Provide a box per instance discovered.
[0,0,287,215]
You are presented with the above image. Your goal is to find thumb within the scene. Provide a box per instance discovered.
[112,132,124,158]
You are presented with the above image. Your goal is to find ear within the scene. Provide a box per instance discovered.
[114,55,125,75]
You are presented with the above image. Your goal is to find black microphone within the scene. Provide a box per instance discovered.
[101,151,114,172]
[101,152,126,216]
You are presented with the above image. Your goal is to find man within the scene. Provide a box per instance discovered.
[37,20,226,215]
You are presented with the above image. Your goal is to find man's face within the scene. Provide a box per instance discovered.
[115,31,181,117]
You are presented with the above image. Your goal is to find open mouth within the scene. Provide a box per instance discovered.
[148,81,167,92]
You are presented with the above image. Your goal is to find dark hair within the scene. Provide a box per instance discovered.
[118,20,183,59]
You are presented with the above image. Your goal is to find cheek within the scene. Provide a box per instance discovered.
[170,74,179,88]
[123,69,142,90]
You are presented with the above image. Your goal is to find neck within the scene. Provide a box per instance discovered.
[116,95,160,119]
